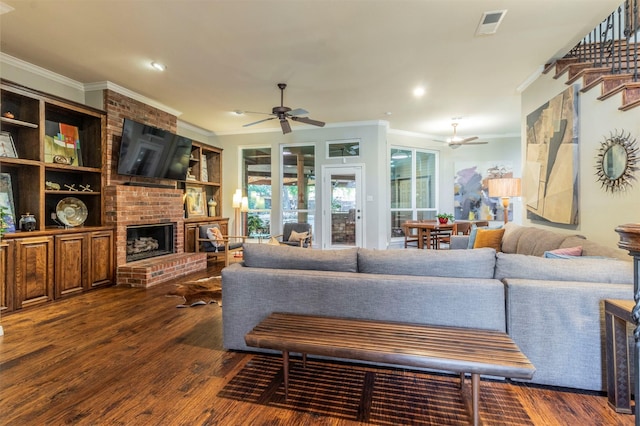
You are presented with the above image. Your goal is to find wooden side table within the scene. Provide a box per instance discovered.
[605,298,635,414]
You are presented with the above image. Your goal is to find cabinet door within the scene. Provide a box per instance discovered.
[185,223,198,252]
[0,241,14,313]
[90,230,113,288]
[15,236,54,309]
[55,233,89,298]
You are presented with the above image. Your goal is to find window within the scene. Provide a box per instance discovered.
[242,147,272,238]
[390,147,438,238]
[281,145,315,231]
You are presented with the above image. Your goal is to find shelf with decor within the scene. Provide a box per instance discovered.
[182,141,222,217]
[0,79,113,313]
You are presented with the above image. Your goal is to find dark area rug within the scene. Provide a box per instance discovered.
[166,276,222,308]
[218,355,533,425]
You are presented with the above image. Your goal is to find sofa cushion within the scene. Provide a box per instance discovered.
[473,228,505,250]
[495,252,633,284]
[242,243,358,272]
[358,247,497,279]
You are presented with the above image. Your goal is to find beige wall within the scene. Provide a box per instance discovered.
[521,71,640,251]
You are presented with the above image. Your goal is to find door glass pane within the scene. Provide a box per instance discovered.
[416,151,436,209]
[390,149,412,209]
[331,173,356,246]
[243,148,271,239]
[282,145,315,230]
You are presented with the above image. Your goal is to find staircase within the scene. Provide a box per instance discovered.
[543,0,640,111]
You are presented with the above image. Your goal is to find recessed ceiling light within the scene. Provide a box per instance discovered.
[233,110,244,115]
[413,87,425,98]
[150,62,166,71]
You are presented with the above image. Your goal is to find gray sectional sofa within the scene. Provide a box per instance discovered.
[222,235,634,392]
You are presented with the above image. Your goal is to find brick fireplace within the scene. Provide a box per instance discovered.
[101,88,206,288]
[105,185,206,287]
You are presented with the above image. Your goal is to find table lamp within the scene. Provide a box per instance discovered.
[488,178,521,224]
[232,189,242,235]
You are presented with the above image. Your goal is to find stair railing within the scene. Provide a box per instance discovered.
[567,0,638,81]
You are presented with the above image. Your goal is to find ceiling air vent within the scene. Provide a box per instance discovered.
[475,9,507,36]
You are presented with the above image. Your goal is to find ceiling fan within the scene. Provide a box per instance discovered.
[242,83,326,134]
[445,122,488,149]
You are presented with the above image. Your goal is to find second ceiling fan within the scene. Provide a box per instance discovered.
[446,122,488,149]
[243,83,326,134]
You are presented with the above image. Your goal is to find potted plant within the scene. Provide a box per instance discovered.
[436,213,454,224]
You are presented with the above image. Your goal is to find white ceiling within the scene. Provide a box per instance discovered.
[0,0,621,139]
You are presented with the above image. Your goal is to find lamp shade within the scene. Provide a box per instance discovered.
[241,196,249,212]
[488,178,521,198]
[232,189,242,208]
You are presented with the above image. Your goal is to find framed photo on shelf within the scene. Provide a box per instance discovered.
[185,185,206,218]
[0,173,16,233]
[0,132,17,158]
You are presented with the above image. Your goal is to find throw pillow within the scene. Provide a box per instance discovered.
[473,228,505,251]
[267,237,280,245]
[206,226,224,248]
[288,230,309,243]
[543,246,583,258]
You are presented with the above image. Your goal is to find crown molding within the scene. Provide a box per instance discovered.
[84,81,182,117]
[214,119,388,136]
[0,53,85,90]
[177,120,216,137]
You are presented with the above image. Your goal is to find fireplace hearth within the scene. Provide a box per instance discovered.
[126,223,174,262]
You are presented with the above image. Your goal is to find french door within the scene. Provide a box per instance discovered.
[322,165,363,248]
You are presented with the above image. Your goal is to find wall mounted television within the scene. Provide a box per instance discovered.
[117,118,193,181]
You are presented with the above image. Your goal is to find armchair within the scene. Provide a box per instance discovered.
[195,223,246,266]
[270,222,312,248]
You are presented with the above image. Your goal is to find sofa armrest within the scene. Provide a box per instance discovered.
[450,235,469,249]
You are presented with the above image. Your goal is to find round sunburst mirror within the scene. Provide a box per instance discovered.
[595,129,639,193]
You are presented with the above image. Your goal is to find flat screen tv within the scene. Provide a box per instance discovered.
[117,118,193,180]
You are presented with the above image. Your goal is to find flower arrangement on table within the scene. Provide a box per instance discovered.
[436,213,454,224]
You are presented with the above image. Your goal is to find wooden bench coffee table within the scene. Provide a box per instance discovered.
[245,312,535,426]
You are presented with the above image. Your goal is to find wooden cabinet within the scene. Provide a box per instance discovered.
[184,218,229,252]
[89,230,113,288]
[1,80,114,312]
[55,233,89,298]
[0,240,14,313]
[14,236,54,309]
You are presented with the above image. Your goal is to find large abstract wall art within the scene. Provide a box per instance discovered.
[524,85,579,225]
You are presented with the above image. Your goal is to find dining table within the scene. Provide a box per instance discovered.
[402,221,456,249]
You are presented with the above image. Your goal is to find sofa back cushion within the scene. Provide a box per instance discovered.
[242,243,358,272]
[495,252,633,284]
[358,247,497,279]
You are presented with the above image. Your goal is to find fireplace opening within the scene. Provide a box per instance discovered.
[126,223,175,262]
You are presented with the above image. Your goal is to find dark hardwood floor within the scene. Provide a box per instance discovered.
[0,262,634,425]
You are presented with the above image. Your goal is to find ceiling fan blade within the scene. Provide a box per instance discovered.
[280,118,292,134]
[290,116,326,127]
[287,108,309,116]
[243,117,276,127]
[243,110,273,115]
[461,136,479,143]
[462,141,488,145]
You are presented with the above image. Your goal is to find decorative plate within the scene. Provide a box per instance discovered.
[56,197,88,227]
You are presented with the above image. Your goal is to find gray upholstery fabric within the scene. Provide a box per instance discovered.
[358,247,496,279]
[280,222,312,247]
[242,243,358,272]
[505,278,633,390]
[223,244,633,392]
[222,264,506,353]
[495,252,633,284]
